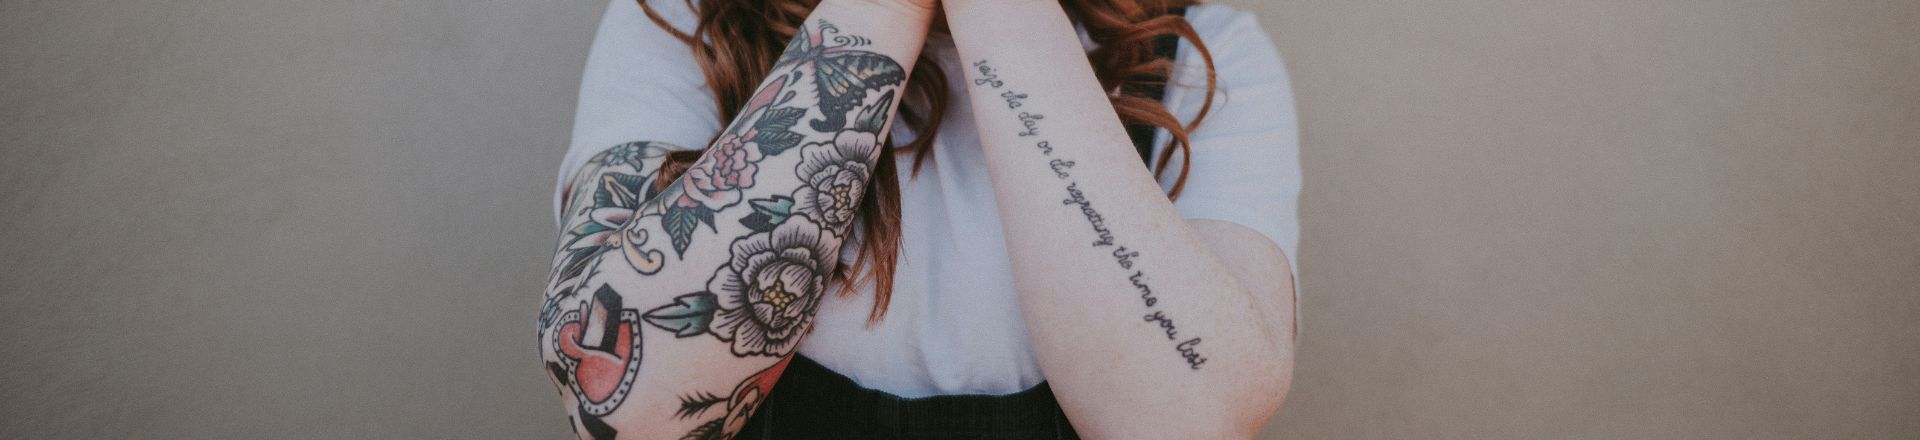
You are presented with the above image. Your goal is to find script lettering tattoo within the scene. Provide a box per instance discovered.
[540,20,902,440]
[972,58,1209,370]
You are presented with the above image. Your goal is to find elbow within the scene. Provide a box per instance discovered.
[1181,375,1293,440]
[1221,381,1292,438]
[1221,346,1295,438]
[1210,287,1297,437]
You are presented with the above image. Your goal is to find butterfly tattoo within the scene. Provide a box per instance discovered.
[774,21,908,133]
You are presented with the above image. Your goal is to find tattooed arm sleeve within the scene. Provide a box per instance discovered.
[940,1,1296,438]
[539,3,932,438]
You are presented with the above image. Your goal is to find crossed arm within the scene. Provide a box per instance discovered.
[943,1,1295,438]
[537,2,933,438]
[539,0,1293,438]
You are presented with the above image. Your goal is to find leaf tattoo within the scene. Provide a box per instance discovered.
[643,292,722,337]
[675,391,729,420]
[739,196,796,233]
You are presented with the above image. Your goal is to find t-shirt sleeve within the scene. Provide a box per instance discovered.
[1157,7,1303,265]
[553,0,721,225]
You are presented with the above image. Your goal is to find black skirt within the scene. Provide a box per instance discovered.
[734,355,1081,439]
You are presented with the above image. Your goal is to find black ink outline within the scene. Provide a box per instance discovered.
[549,286,646,417]
[540,19,907,440]
[969,58,1211,370]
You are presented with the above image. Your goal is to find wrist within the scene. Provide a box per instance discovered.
[809,0,938,54]
[942,0,1062,17]
[817,0,938,22]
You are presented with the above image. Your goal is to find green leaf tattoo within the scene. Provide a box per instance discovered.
[739,196,796,232]
[662,205,702,257]
[755,130,804,156]
[643,292,722,338]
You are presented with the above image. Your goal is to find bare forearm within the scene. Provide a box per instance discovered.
[942,1,1292,437]
[538,2,931,438]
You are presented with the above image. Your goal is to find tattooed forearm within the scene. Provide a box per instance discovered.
[973,58,1209,370]
[541,17,911,440]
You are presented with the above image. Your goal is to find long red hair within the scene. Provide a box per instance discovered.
[639,0,1218,322]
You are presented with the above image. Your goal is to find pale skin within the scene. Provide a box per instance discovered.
[944,0,1294,438]
[540,0,1294,438]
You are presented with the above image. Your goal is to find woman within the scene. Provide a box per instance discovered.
[538,0,1300,438]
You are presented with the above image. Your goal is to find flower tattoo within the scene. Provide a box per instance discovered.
[678,132,764,210]
[540,18,906,440]
[791,129,880,232]
[705,215,836,357]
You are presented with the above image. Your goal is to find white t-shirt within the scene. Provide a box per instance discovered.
[556,0,1300,398]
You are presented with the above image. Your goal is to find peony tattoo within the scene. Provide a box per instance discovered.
[705,215,836,356]
[791,130,880,232]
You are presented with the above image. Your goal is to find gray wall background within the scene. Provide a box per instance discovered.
[1,0,1914,438]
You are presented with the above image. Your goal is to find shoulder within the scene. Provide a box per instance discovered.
[561,0,722,223]
[573,0,717,147]
[595,0,700,51]
[1184,3,1261,34]
[579,0,704,88]
[613,0,700,32]
[1179,4,1289,88]
[1163,4,1294,137]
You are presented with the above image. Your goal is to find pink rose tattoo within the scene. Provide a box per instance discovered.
[674,74,792,210]
[678,132,764,210]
